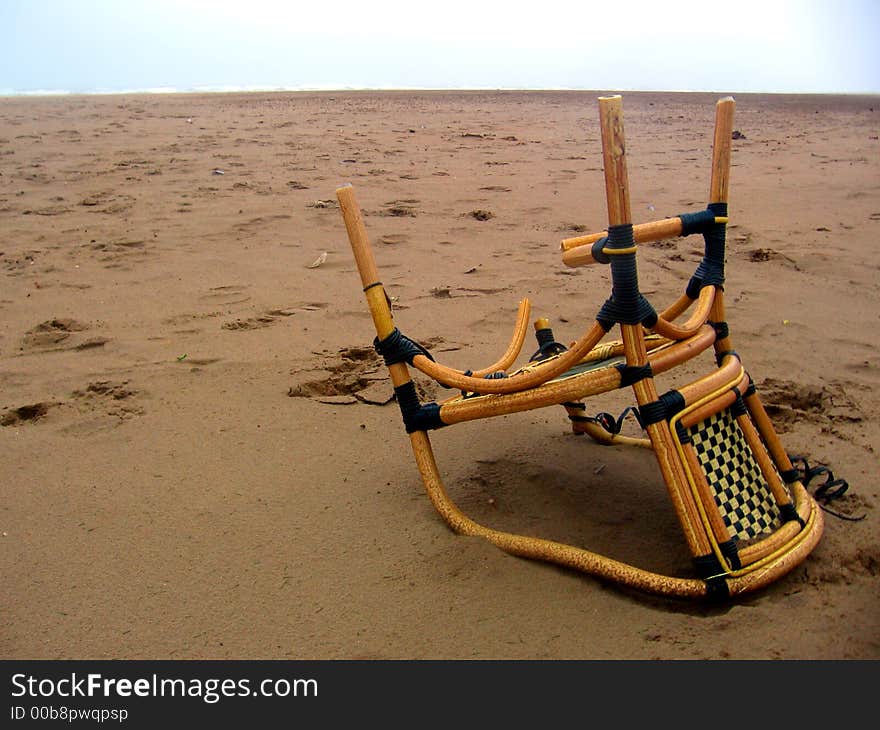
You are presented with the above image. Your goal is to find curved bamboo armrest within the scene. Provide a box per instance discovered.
[650,285,716,340]
[560,213,728,267]
[660,292,695,322]
[470,298,531,377]
[411,322,607,395]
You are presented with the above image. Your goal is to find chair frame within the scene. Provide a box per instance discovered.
[335,95,823,600]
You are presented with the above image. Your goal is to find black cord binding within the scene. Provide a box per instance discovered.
[788,454,864,521]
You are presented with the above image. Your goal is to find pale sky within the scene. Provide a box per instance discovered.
[2,0,879,94]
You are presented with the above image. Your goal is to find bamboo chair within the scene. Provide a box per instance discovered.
[335,95,823,600]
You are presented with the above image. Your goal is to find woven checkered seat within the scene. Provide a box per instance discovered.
[689,410,784,542]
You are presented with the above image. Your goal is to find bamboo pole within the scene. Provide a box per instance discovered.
[561,215,730,267]
[336,184,412,390]
[439,360,623,425]
[710,97,736,205]
[409,428,709,598]
[642,324,715,372]
[409,322,606,395]
[562,216,686,253]
[597,95,712,559]
[734,411,794,508]
[563,97,735,270]
[674,355,744,409]
[725,498,823,595]
[661,292,697,323]
[413,420,823,598]
[650,285,715,340]
[744,389,801,479]
[598,96,630,226]
[708,98,736,359]
[682,444,735,547]
[678,372,748,429]
[438,325,715,426]
[574,419,653,448]
[470,298,531,377]
[737,520,802,565]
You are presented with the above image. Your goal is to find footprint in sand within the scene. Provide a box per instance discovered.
[379,233,409,245]
[70,380,144,423]
[198,284,251,306]
[22,205,72,217]
[72,380,137,401]
[79,190,117,207]
[91,239,152,270]
[221,302,328,331]
[79,191,136,215]
[1,380,142,428]
[265,302,326,316]
[381,200,419,217]
[556,223,589,234]
[221,315,275,331]
[0,402,56,426]
[20,318,109,353]
[234,214,292,231]
[287,346,386,405]
[287,343,441,405]
[183,357,221,367]
[2,250,42,275]
[757,378,862,434]
[745,248,801,270]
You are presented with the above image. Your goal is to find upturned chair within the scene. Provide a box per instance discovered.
[335,95,823,600]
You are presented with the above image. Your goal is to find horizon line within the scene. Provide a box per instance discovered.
[2,84,880,99]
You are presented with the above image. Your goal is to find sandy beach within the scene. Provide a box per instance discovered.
[1,89,877,660]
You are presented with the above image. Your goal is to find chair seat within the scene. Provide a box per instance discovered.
[436,329,714,426]
[442,354,624,405]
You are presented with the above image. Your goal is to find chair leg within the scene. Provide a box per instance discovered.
[408,428,710,599]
